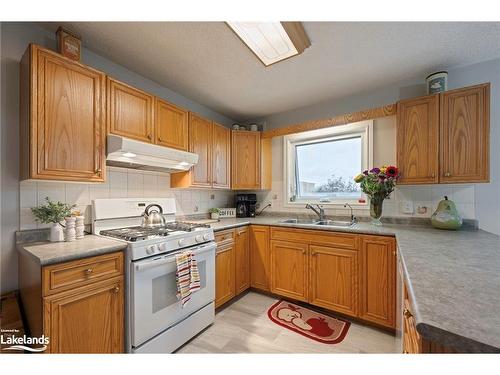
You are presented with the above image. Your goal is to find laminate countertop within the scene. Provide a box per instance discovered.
[17,235,128,266]
[208,216,500,353]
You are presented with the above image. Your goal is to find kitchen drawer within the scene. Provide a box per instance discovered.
[215,229,236,245]
[270,226,358,249]
[42,252,124,296]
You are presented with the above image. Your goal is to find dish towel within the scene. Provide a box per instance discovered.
[175,250,201,307]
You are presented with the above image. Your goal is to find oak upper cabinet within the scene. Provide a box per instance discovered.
[440,84,490,183]
[215,242,236,308]
[171,113,213,188]
[107,77,154,143]
[154,98,188,151]
[20,44,106,182]
[359,235,396,329]
[249,225,270,291]
[270,240,309,302]
[232,131,261,190]
[397,94,439,184]
[309,245,358,317]
[234,226,250,294]
[44,278,124,353]
[212,122,231,189]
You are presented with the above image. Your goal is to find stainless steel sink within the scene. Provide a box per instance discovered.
[316,220,356,228]
[279,218,319,225]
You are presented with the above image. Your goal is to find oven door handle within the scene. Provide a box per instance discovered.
[134,243,216,272]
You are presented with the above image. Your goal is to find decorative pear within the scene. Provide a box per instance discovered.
[431,196,462,230]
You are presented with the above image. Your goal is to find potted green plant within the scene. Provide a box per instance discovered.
[354,165,400,226]
[31,197,76,242]
[208,207,220,220]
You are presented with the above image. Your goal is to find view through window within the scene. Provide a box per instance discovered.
[295,136,362,201]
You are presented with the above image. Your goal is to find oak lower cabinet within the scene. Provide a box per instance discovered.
[359,235,396,328]
[215,242,236,308]
[309,245,358,317]
[20,44,106,182]
[107,77,154,143]
[249,226,270,291]
[234,226,250,294]
[19,251,125,353]
[270,240,309,302]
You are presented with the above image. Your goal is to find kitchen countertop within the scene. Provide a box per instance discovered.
[17,235,128,266]
[209,216,500,353]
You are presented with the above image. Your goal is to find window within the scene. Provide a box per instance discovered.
[284,120,373,206]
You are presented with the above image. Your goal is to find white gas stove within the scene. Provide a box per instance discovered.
[92,198,216,353]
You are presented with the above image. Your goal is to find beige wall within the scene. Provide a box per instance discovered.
[256,116,475,220]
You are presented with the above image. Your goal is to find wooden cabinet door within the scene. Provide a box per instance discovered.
[397,95,439,184]
[440,83,490,183]
[234,226,250,294]
[43,277,124,353]
[154,98,188,151]
[231,131,261,190]
[212,122,231,189]
[188,113,212,187]
[31,46,105,182]
[270,240,308,302]
[250,225,270,291]
[359,235,396,328]
[309,245,358,317]
[215,243,235,308]
[107,77,154,143]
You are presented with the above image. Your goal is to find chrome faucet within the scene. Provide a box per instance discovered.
[344,203,356,223]
[305,203,325,221]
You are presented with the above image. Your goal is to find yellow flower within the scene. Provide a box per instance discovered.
[380,166,387,174]
[354,173,364,183]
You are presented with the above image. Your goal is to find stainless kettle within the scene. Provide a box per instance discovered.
[141,204,166,227]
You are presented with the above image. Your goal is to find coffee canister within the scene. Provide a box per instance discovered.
[426,71,448,94]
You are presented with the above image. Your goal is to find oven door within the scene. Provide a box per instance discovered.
[131,242,216,348]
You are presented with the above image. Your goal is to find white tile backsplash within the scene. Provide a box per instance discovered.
[19,166,235,230]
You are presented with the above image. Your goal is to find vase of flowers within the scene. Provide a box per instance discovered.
[354,166,400,226]
[31,197,76,242]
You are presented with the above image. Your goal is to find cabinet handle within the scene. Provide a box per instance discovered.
[431,173,435,178]
[95,168,102,173]
[302,249,306,254]
[85,268,93,275]
[444,172,451,177]
[158,137,163,143]
[403,308,413,318]
[147,134,152,140]
[113,286,120,293]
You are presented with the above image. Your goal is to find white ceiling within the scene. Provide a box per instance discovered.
[39,22,500,121]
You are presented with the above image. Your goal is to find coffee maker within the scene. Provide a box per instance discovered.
[236,194,257,217]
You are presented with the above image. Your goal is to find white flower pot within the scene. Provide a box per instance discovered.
[50,223,64,242]
[211,213,220,220]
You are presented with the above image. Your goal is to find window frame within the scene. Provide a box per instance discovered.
[283,120,373,208]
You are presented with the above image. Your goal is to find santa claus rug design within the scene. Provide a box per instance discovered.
[267,300,350,344]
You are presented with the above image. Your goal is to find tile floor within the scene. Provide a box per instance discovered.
[177,292,399,353]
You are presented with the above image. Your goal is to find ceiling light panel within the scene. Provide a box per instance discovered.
[227,22,310,66]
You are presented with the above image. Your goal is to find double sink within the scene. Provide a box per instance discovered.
[278,218,356,228]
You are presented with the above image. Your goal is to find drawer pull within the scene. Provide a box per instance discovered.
[85,268,93,275]
[147,133,152,140]
[403,308,413,318]
[113,286,120,293]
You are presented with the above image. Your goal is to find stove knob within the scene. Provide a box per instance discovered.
[159,243,168,252]
[203,233,210,241]
[195,235,203,243]
[178,239,185,247]
[146,245,156,255]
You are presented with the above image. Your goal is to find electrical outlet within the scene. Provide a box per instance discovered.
[210,194,215,200]
[400,201,414,214]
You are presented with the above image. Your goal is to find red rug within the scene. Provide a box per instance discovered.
[267,300,350,344]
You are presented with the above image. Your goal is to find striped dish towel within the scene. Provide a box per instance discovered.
[175,250,201,307]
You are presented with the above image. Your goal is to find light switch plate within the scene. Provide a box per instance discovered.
[400,201,414,214]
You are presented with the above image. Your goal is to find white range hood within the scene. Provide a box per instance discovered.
[106,134,198,173]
